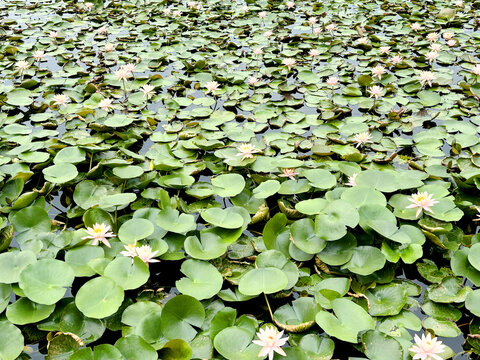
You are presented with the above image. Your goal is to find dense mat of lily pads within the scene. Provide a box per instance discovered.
[3,0,480,358]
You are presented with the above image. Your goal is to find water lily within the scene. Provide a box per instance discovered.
[98,26,107,35]
[353,131,373,148]
[253,47,263,56]
[264,30,273,38]
[187,1,196,9]
[368,85,383,99]
[115,67,131,82]
[173,10,182,17]
[286,1,295,9]
[379,46,391,54]
[309,49,320,57]
[141,84,155,99]
[279,168,298,180]
[82,223,116,248]
[447,39,456,47]
[105,43,115,52]
[409,333,445,360]
[425,51,439,63]
[390,54,403,65]
[282,58,296,70]
[472,64,480,76]
[455,0,463,7]
[346,173,358,187]
[52,94,70,107]
[308,17,317,25]
[410,22,422,31]
[357,37,369,45]
[426,32,439,42]
[205,81,220,94]
[98,98,113,111]
[313,27,322,35]
[419,71,436,87]
[406,192,439,217]
[258,11,267,19]
[325,23,336,32]
[242,5,249,12]
[120,243,138,259]
[429,43,441,52]
[49,31,58,38]
[84,2,93,10]
[237,143,260,160]
[252,326,288,360]
[135,245,160,265]
[163,8,171,15]
[326,76,339,87]
[372,65,386,79]
[15,60,30,73]
[248,76,259,85]
[442,32,454,40]
[33,50,46,61]
[123,63,136,73]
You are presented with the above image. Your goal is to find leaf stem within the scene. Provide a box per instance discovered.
[263,293,274,322]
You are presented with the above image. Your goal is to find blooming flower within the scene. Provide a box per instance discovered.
[82,223,116,248]
[135,245,160,265]
[205,81,220,94]
[409,333,445,360]
[426,33,439,42]
[49,31,58,38]
[15,60,30,73]
[309,49,320,57]
[123,63,136,73]
[410,22,422,31]
[308,17,317,25]
[264,30,273,38]
[242,5,249,12]
[425,51,439,63]
[98,98,113,111]
[379,46,391,54]
[252,326,288,360]
[357,37,369,45]
[85,2,93,10]
[390,54,403,65]
[283,58,296,70]
[346,173,357,187]
[447,39,456,47]
[430,43,442,52]
[455,0,463,7]
[406,192,439,217]
[98,26,107,35]
[163,8,171,15]
[248,76,259,85]
[353,132,373,148]
[187,1,196,9]
[237,143,260,160]
[472,64,480,76]
[419,71,436,87]
[325,23,336,32]
[120,243,138,259]
[141,84,155,99]
[115,67,131,82]
[372,65,386,79]
[52,94,70,107]
[173,10,182,17]
[313,27,322,35]
[326,76,339,87]
[368,85,383,99]
[105,43,115,52]
[286,1,295,9]
[253,47,263,56]
[33,50,45,61]
[442,32,454,40]
[258,11,267,19]
[279,168,298,180]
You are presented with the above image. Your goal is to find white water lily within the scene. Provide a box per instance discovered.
[248,76,259,85]
[346,173,358,187]
[430,43,442,52]
[98,98,113,111]
[173,10,182,17]
[286,1,295,9]
[205,81,220,94]
[98,26,107,34]
[309,49,320,57]
[406,192,439,217]
[282,58,296,70]
[237,143,260,160]
[313,27,322,35]
[264,30,273,38]
[252,326,288,360]
[52,94,70,107]
[409,333,445,360]
[120,243,138,259]
[115,67,131,82]
[33,50,46,61]
[442,32,454,40]
[368,85,383,99]
[141,84,155,99]
[308,17,317,25]
[49,31,58,38]
[353,131,373,148]
[455,0,463,7]
[253,47,263,56]
[84,2,93,10]
[105,43,115,52]
[447,39,456,47]
[410,22,422,31]
[372,65,386,79]
[472,64,480,76]
[419,71,436,87]
[425,51,439,63]
[15,60,30,72]
[163,8,171,15]
[123,63,136,73]
[390,54,403,65]
[82,223,116,248]
[426,32,439,42]
[258,11,267,19]
[357,37,369,45]
[325,23,336,32]
[135,245,160,265]
[379,46,391,54]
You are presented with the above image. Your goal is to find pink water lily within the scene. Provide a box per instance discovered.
[326,76,339,87]
[368,85,383,99]
[406,191,439,217]
[409,333,445,360]
[135,245,160,265]
[372,65,386,79]
[252,326,288,360]
[346,173,358,187]
[279,168,298,180]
